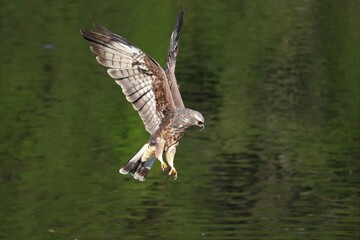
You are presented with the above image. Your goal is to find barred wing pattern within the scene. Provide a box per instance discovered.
[81,24,175,135]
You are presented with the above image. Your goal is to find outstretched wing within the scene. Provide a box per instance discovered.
[164,9,185,108]
[80,24,176,135]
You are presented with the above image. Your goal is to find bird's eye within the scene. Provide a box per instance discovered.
[197,121,203,125]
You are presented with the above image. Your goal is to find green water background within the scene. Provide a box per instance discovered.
[0,0,359,239]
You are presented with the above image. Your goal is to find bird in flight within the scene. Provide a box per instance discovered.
[80,10,204,181]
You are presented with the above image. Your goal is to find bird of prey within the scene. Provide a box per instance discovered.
[80,10,204,181]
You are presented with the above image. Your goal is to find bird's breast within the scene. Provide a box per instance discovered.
[159,126,186,151]
[149,113,188,151]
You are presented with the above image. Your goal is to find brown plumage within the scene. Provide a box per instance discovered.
[80,10,204,181]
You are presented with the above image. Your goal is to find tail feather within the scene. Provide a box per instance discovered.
[119,144,148,175]
[132,157,156,181]
[119,144,156,181]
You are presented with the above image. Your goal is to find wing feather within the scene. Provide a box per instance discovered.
[107,69,142,79]
[132,91,153,111]
[125,85,152,102]
[164,9,185,108]
[81,25,176,134]
[96,56,133,69]
[125,82,152,95]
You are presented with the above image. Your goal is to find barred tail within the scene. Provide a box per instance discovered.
[119,143,156,181]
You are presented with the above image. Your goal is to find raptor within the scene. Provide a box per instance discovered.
[80,10,204,181]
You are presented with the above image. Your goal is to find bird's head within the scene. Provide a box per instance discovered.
[189,110,205,130]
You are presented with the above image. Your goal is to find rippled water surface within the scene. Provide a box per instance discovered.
[1,0,359,239]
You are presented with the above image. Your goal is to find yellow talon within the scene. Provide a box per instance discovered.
[161,162,168,171]
[168,168,178,180]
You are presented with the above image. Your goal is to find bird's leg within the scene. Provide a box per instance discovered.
[141,145,155,162]
[155,139,167,171]
[166,144,178,180]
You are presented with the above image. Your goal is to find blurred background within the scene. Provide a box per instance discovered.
[0,0,359,239]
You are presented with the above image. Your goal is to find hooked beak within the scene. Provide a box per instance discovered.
[199,124,205,131]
